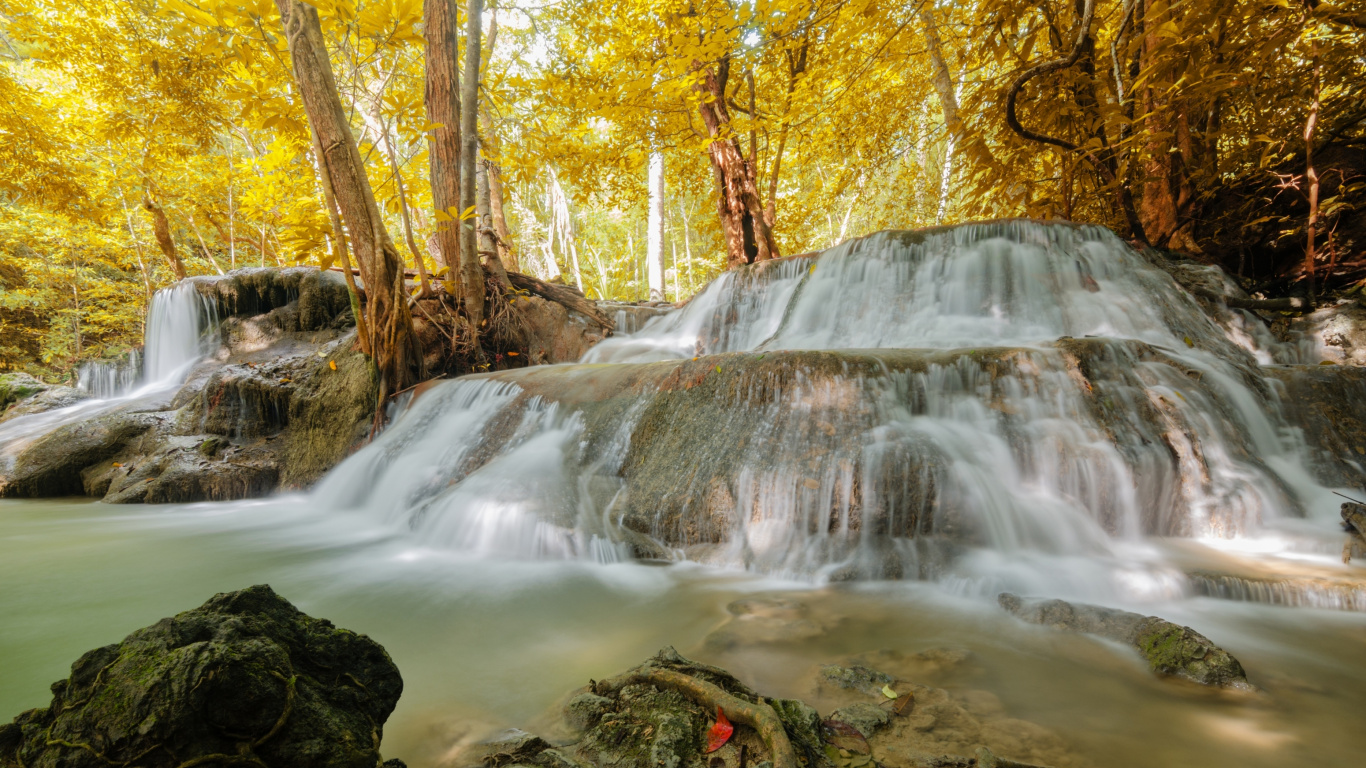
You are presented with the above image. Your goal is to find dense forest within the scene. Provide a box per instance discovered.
[2,0,1364,381]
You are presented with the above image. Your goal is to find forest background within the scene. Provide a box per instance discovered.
[2,0,1364,380]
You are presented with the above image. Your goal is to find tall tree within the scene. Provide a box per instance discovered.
[647,152,666,300]
[424,0,462,277]
[273,0,418,398]
[694,56,780,268]
[460,0,486,328]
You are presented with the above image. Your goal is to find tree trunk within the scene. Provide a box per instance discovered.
[694,56,779,269]
[479,103,517,272]
[460,0,486,329]
[142,196,187,280]
[647,152,666,300]
[477,152,508,286]
[274,0,418,397]
[424,0,462,276]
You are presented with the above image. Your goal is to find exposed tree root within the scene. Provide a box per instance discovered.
[593,667,798,768]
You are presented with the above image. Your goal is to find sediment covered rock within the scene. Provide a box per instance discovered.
[451,647,1068,768]
[997,593,1251,689]
[0,584,404,768]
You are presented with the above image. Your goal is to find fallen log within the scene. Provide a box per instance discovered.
[506,271,614,331]
[1192,288,1314,313]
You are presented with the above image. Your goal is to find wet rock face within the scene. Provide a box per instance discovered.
[3,412,156,496]
[0,584,404,768]
[997,593,1251,689]
[1263,364,1366,487]
[0,384,88,425]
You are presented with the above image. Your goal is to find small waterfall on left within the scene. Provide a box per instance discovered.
[0,284,217,465]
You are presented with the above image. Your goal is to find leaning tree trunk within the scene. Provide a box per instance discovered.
[460,0,486,329]
[694,56,779,269]
[274,0,419,399]
[142,196,187,280]
[424,0,461,278]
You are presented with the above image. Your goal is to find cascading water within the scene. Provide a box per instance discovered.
[75,283,217,398]
[313,221,1345,597]
[0,284,217,467]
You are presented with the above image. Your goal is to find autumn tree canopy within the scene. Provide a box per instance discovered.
[2,0,1363,377]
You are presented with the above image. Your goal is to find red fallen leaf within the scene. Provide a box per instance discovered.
[705,707,733,753]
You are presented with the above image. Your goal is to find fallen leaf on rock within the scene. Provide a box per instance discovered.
[891,691,915,716]
[705,707,733,753]
[508,351,520,356]
[329,360,337,371]
[881,684,898,699]
[112,462,122,467]
[820,719,868,755]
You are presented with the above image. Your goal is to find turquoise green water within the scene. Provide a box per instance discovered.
[3,497,1365,767]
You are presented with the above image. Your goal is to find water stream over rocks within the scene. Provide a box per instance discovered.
[3,221,1365,767]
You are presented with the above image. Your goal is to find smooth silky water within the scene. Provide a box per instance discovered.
[4,222,1366,766]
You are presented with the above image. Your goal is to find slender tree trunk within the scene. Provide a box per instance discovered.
[142,196,187,279]
[693,56,779,269]
[424,0,462,278]
[1303,36,1321,298]
[647,152,666,300]
[460,0,486,328]
[274,0,418,397]
[117,189,154,303]
[185,212,226,275]
[477,152,508,285]
[479,103,517,272]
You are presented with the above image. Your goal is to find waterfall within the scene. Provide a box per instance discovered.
[76,283,217,398]
[315,221,1338,593]
[1,284,217,465]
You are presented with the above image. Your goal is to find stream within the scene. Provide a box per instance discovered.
[3,221,1365,766]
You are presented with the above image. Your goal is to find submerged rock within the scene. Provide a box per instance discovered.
[997,593,1251,689]
[454,648,1068,768]
[0,584,404,768]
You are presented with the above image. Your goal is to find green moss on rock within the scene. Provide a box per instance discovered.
[0,584,403,768]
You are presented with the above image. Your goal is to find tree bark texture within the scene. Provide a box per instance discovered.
[424,0,462,275]
[647,152,666,300]
[479,102,517,272]
[694,57,779,269]
[142,197,187,280]
[274,0,418,395]
[460,0,486,328]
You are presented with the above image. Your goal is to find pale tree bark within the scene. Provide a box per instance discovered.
[647,152,666,301]
[918,7,961,224]
[477,151,508,285]
[460,0,486,328]
[142,196,188,280]
[765,40,808,227]
[274,0,419,397]
[694,56,779,269]
[479,102,517,272]
[424,0,462,277]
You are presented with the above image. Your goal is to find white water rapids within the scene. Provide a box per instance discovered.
[0,284,216,471]
[298,221,1351,598]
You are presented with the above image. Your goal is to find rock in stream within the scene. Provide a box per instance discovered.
[0,584,405,768]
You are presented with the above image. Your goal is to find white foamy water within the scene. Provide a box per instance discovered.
[303,221,1350,599]
[0,284,216,468]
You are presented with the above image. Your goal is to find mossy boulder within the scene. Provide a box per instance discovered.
[0,584,404,768]
[0,372,48,411]
[998,592,1251,689]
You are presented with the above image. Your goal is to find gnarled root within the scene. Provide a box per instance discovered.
[593,667,798,768]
